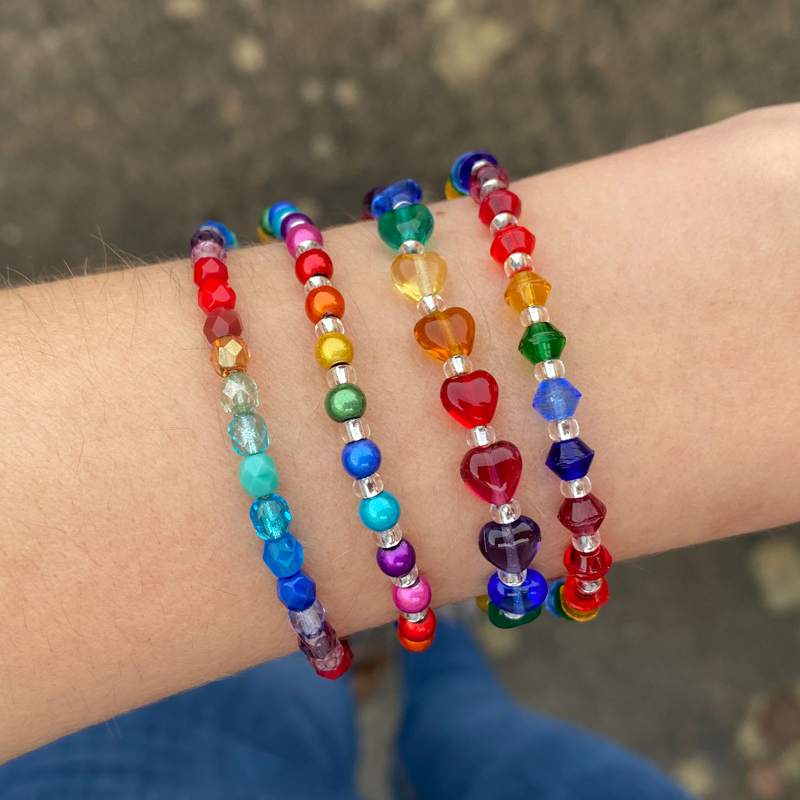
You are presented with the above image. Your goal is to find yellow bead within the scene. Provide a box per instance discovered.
[211,335,250,377]
[315,332,354,369]
[257,226,273,244]
[391,252,448,302]
[559,586,599,622]
[445,178,463,200]
[504,270,551,313]
[475,594,490,613]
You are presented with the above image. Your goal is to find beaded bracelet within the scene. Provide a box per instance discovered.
[256,204,437,651]
[362,181,546,630]
[446,153,612,622]
[191,221,352,677]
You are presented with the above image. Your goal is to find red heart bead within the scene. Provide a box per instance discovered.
[460,441,523,505]
[440,370,499,429]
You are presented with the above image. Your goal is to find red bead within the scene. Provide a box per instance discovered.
[193,256,228,287]
[478,189,522,226]
[557,494,607,536]
[295,249,334,284]
[563,576,610,613]
[315,640,353,680]
[198,278,236,313]
[564,545,612,580]
[203,308,243,343]
[489,225,535,264]
[460,441,523,505]
[440,370,499,429]
[397,608,437,642]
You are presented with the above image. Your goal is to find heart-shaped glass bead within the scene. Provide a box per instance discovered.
[478,516,541,572]
[440,369,499,428]
[391,252,448,301]
[414,307,475,362]
[460,441,522,505]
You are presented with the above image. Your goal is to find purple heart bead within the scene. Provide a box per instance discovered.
[376,539,416,578]
[478,516,541,572]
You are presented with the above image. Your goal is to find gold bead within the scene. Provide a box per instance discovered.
[315,332,354,369]
[445,179,463,200]
[211,335,250,377]
[504,271,551,313]
[559,586,599,622]
[391,252,448,302]
[475,594,490,614]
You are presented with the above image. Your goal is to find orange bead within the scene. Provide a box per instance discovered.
[211,335,250,377]
[305,285,345,323]
[398,631,434,652]
[504,270,551,313]
[413,307,475,361]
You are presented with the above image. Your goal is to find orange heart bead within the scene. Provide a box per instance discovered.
[413,307,476,361]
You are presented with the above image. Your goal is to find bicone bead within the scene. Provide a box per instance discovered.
[532,377,582,421]
[487,570,547,615]
[563,575,610,613]
[478,516,541,572]
[263,534,304,578]
[414,307,476,361]
[315,332,354,369]
[198,278,236,313]
[250,494,292,540]
[440,369,499,428]
[545,437,595,481]
[456,150,498,193]
[376,539,416,578]
[460,441,523,505]
[286,222,323,255]
[359,491,401,531]
[565,544,612,580]
[203,308,243,344]
[469,163,509,202]
[238,452,280,498]
[268,202,300,238]
[305,285,345,323]
[518,321,566,365]
[398,632,434,652]
[277,570,316,611]
[490,225,535,264]
[341,439,381,479]
[390,252,448,301]
[228,413,269,455]
[193,256,228,287]
[312,640,353,680]
[220,372,260,415]
[479,189,522,226]
[558,493,607,535]
[325,383,366,422]
[211,335,250,377]
[377,204,434,250]
[487,602,541,629]
[289,598,325,636]
[295,248,334,284]
[504,271,551,313]
[397,608,437,642]
[392,575,431,613]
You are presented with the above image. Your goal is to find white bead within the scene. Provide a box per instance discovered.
[480,179,506,200]
[401,609,427,622]
[467,425,496,448]
[304,275,331,294]
[561,476,592,499]
[398,240,425,255]
[443,355,473,378]
[327,364,357,388]
[577,579,602,595]
[490,213,518,234]
[519,306,549,326]
[417,294,446,316]
[548,418,579,442]
[490,500,521,524]
[573,533,601,553]
[339,418,370,443]
[373,525,403,549]
[296,240,323,257]
[315,317,345,336]
[534,360,565,381]
[391,566,419,588]
[354,473,383,499]
[498,569,526,586]
[504,252,532,277]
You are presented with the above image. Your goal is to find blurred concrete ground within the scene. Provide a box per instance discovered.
[1,1,799,798]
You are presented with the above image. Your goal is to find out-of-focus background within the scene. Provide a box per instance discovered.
[1,1,800,797]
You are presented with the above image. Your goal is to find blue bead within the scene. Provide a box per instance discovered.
[277,570,316,611]
[545,437,595,481]
[544,578,571,619]
[457,151,498,193]
[359,491,400,531]
[268,202,299,239]
[450,152,474,194]
[263,534,304,578]
[201,220,238,250]
[487,570,547,615]
[228,413,269,456]
[341,439,382,479]
[250,494,292,540]
[372,179,423,219]
[532,378,582,421]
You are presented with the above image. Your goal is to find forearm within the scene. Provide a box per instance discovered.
[1,106,799,761]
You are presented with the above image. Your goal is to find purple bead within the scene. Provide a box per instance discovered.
[297,621,336,660]
[279,212,313,241]
[191,226,225,250]
[376,539,416,578]
[478,515,541,572]
[192,240,227,264]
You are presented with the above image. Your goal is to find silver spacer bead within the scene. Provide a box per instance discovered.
[577,578,602,595]
[339,418,370,443]
[304,275,331,294]
[480,179,506,200]
[315,316,345,336]
[296,240,323,258]
[519,305,549,326]
[503,610,526,620]
[467,425,496,448]
[398,240,425,255]
[490,500,521,525]
[498,569,527,587]
[443,355,473,378]
[573,533,602,554]
[504,252,532,278]
[548,418,579,442]
[417,294,446,317]
[373,524,403,549]
[490,213,518,234]
[354,473,383,499]
[327,364,357,388]
[561,476,592,499]
[391,566,419,588]
[470,158,491,175]
[401,609,427,623]
[534,359,565,382]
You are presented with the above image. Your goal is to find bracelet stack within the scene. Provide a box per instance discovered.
[446,153,612,622]
[191,221,352,677]
[363,180,546,630]
[259,203,437,652]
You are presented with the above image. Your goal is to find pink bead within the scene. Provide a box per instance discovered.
[392,575,432,613]
[285,223,323,255]
[192,240,227,264]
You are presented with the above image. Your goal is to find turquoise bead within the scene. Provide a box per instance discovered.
[263,534,304,578]
[228,413,269,456]
[377,204,434,250]
[359,491,401,531]
[250,494,292,540]
[239,452,280,498]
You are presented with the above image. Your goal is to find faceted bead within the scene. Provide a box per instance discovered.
[545,437,595,481]
[192,240,226,264]
[478,516,541,572]
[295,248,333,283]
[518,322,566,365]
[228,413,269,455]
[372,179,424,219]
[390,252,448,301]
[313,640,353,680]
[392,575,431,613]
[263,534,304,578]
[198,278,236,313]
[460,441,523,505]
[286,222,323,255]
[563,576,610,613]
[558,494,607,536]
[377,204,434,250]
[220,372,259,415]
[315,332,354,369]
[504,271,551,313]
[456,150,498,193]
[487,602,542,629]
[279,211,313,240]
[376,539,416,578]
[440,369,499,428]
[325,383,366,422]
[289,599,325,636]
[565,544,612,580]
[414,307,475,361]
[398,632,434,652]
[469,163,510,202]
[193,256,228,287]
[397,608,437,642]
[487,570,547,615]
[305,286,345,323]
[297,621,336,660]
[238,452,280,498]
[490,225,536,264]
[341,439,381,479]
[203,308,243,344]
[359,491,400,531]
[479,189,522,226]
[191,227,225,249]
[201,220,237,250]
[362,186,386,220]
[532,378,581,421]
[250,494,292,540]
[277,570,316,612]
[210,335,250,377]
[268,202,300,237]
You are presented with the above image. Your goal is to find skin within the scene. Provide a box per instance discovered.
[0,106,798,762]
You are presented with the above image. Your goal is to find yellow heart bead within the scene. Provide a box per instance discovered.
[414,307,475,361]
[504,270,551,313]
[315,332,354,369]
[391,252,448,302]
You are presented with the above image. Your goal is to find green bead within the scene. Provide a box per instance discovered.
[259,207,272,235]
[377,204,434,250]
[487,601,542,629]
[518,322,566,365]
[239,452,280,498]
[324,383,367,422]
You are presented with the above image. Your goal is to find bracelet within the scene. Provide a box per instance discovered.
[362,181,546,629]
[191,221,352,677]
[258,203,437,652]
[446,153,612,622]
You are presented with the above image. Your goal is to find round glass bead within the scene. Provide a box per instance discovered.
[505,271,551,313]
[211,335,250,377]
[376,538,416,578]
[306,286,345,323]
[479,189,522,226]
[263,534,304,578]
[467,425,496,448]
[549,418,580,442]
[289,599,325,636]
[520,306,549,326]
[359,491,400,531]
[204,308,243,344]
[414,307,475,361]
[532,377,581,421]
[558,493,607,535]
[487,601,541,629]
[490,226,535,264]
[565,544,612,580]
[258,207,272,236]
[443,355,473,378]
[574,533,602,553]
[561,476,592,499]
[534,360,565,382]
[392,575,431,613]
[377,204,434,250]
[315,332,354,369]
[220,372,259,415]
[398,240,425,255]
[545,437,595,481]
[305,276,331,294]
[286,223,323,256]
[457,150,498,193]
[417,295,446,317]
[198,278,236,313]
[478,515,541,572]
[441,369,499,428]
[519,322,565,365]
[268,202,299,238]
[487,569,547,615]
[504,252,532,276]
[280,212,313,240]
[228,413,269,455]
[354,473,383,499]
[469,163,510,202]
[327,364,357,388]
[373,524,403,549]
[277,570,316,612]
[239,452,280,498]
[295,249,334,284]
[192,240,226,264]
[315,317,344,336]
[250,494,292,540]
[398,631,434,652]
[325,383,366,422]
[296,239,322,257]
[390,565,419,588]
[490,500,521,524]
[544,578,572,620]
[397,607,436,642]
[489,212,518,234]
[193,256,228,287]
[342,439,382,479]
[340,418,370,443]
[460,441,523,505]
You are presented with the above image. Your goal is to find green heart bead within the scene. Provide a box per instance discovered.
[325,383,367,422]
[377,204,434,250]
[487,601,542,629]
[518,322,566,365]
